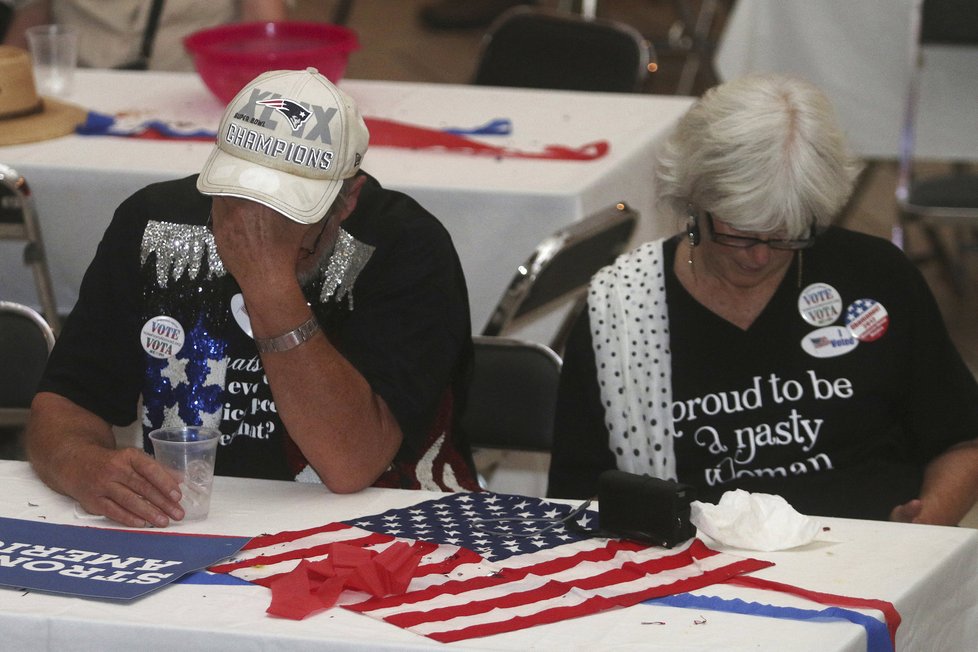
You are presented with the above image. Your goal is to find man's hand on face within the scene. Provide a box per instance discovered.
[209,196,310,293]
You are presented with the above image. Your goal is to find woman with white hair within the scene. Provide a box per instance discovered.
[548,74,978,524]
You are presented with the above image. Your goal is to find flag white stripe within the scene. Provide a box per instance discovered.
[404,556,742,637]
[414,590,594,636]
[362,542,675,616]
[235,527,379,560]
[361,545,749,638]
[226,525,470,583]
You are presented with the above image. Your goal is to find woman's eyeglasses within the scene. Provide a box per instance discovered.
[705,212,816,250]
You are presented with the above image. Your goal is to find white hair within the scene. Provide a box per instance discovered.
[655,74,863,238]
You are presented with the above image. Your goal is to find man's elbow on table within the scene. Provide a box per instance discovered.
[306,421,403,495]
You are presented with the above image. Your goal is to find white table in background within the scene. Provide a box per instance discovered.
[714,0,978,161]
[0,70,693,338]
[0,460,975,650]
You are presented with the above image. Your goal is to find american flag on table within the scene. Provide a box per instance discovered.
[210,492,771,643]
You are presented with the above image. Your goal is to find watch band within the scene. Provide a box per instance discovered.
[254,316,321,353]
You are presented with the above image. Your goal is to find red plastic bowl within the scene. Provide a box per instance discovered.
[184,21,359,104]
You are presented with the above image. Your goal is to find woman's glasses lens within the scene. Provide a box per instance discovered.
[705,213,815,250]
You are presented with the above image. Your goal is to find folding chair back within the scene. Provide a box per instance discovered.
[0,164,60,332]
[893,0,978,292]
[460,335,561,453]
[482,202,638,353]
[473,6,653,93]
[0,301,55,428]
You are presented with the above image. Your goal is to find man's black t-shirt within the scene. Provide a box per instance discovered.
[40,173,478,491]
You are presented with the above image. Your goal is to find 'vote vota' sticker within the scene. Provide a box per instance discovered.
[140,316,185,359]
[845,298,890,342]
[798,282,843,327]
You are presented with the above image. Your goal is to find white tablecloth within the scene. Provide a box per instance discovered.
[714,0,978,161]
[0,70,693,338]
[0,460,975,651]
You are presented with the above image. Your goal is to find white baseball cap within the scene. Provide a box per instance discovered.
[197,67,369,224]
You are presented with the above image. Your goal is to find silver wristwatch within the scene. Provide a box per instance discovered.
[254,316,321,353]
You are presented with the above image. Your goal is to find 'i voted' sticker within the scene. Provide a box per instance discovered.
[845,298,890,342]
[801,325,859,358]
[140,316,185,359]
[797,282,842,327]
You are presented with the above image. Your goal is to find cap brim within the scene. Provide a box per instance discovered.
[196,146,343,224]
[0,96,87,146]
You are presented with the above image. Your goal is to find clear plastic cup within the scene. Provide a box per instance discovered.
[148,426,221,522]
[25,24,78,97]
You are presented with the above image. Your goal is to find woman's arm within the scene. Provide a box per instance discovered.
[891,438,978,525]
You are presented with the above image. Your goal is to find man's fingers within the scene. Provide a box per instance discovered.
[891,499,924,523]
[84,448,186,526]
[129,451,183,502]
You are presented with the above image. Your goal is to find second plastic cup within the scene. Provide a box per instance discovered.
[148,426,220,521]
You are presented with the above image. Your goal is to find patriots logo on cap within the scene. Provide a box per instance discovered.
[255,98,313,131]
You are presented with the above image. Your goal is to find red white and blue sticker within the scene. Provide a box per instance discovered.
[140,315,185,359]
[801,326,859,358]
[845,298,889,342]
[797,283,843,327]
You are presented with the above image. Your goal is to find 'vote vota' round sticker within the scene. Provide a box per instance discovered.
[140,316,185,359]
[845,298,890,342]
[797,282,843,327]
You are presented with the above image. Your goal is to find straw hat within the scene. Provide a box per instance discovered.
[0,45,87,146]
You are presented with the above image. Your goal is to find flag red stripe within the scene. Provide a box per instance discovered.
[346,539,641,613]
[425,558,772,643]
[377,546,771,630]
[210,532,392,573]
[237,521,362,550]
[413,546,483,578]
[380,542,721,626]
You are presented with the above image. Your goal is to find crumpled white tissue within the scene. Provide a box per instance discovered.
[690,490,822,551]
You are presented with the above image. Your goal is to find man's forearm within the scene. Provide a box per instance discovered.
[26,391,117,496]
[27,391,186,527]
[260,333,403,492]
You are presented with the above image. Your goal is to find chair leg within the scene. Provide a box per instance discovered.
[896,209,967,296]
[23,243,60,334]
[671,0,724,95]
[331,0,355,24]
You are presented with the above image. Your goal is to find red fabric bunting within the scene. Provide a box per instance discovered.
[264,541,424,620]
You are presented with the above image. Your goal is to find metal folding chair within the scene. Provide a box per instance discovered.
[472,6,654,93]
[893,0,978,294]
[0,300,55,430]
[558,0,731,95]
[0,164,60,333]
[460,335,562,454]
[482,202,638,354]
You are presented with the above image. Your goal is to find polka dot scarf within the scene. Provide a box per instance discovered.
[587,238,676,480]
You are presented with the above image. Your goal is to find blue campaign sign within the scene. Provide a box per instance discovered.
[0,517,250,601]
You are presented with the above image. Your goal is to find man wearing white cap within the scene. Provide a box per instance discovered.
[27,68,480,528]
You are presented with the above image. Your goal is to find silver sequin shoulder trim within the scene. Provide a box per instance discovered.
[318,230,375,309]
[141,221,375,309]
[141,221,225,287]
